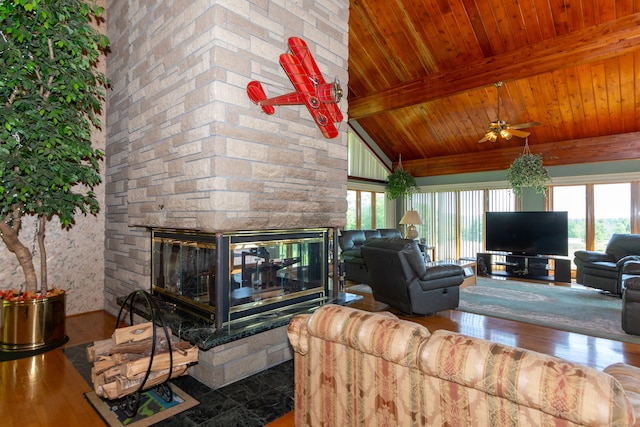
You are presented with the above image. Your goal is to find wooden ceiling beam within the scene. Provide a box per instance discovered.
[349,13,640,120]
[402,132,640,178]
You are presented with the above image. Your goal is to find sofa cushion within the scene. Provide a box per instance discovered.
[377,228,403,239]
[338,229,367,252]
[340,248,362,258]
[420,330,635,426]
[303,304,429,366]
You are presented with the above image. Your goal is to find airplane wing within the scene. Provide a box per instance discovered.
[287,37,343,126]
[280,52,339,138]
[287,37,326,86]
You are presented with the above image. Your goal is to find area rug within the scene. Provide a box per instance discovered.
[459,277,640,344]
[84,384,199,427]
[0,335,69,362]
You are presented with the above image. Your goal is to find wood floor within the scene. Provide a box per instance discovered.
[0,311,117,427]
[4,289,640,427]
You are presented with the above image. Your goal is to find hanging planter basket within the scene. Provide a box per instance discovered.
[386,155,418,200]
[505,139,552,198]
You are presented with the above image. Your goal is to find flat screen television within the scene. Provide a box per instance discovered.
[485,211,569,256]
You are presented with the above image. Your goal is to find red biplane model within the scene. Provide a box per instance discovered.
[247,37,343,139]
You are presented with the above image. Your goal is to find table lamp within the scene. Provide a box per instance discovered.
[399,210,422,240]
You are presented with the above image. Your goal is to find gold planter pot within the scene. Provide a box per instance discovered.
[0,292,66,351]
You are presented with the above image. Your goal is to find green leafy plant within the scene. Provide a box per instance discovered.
[0,0,110,294]
[505,151,552,199]
[386,166,418,200]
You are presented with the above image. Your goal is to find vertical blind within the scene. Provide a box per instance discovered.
[411,188,515,260]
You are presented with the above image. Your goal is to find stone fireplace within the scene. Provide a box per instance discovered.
[104,1,349,388]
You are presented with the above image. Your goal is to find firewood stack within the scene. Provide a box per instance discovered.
[86,322,199,400]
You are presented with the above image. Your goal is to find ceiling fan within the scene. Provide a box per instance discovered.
[478,81,541,143]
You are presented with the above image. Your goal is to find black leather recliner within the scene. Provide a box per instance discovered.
[360,238,464,315]
[574,233,640,295]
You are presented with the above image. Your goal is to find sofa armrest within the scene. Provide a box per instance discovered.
[619,257,640,271]
[287,313,312,355]
[624,260,640,275]
[418,264,463,282]
[305,304,429,366]
[574,250,614,263]
[604,363,640,423]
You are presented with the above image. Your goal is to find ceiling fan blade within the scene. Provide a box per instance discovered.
[510,121,542,130]
[509,129,530,138]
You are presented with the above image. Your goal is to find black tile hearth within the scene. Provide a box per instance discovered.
[116,291,362,351]
[64,344,294,426]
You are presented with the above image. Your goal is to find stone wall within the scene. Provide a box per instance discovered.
[191,325,293,389]
[104,0,349,314]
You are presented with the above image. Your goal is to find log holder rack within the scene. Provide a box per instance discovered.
[114,290,176,417]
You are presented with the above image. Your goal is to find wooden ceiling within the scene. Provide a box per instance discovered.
[348,0,640,177]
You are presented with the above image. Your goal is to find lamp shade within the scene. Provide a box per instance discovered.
[399,210,422,225]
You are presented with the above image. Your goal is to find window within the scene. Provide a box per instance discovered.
[411,179,636,264]
[346,189,386,230]
[346,128,390,230]
[551,183,631,253]
[552,185,586,255]
[347,129,388,181]
[594,183,630,250]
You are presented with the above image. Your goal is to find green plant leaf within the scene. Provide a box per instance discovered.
[0,0,110,292]
[505,153,552,198]
[386,168,417,200]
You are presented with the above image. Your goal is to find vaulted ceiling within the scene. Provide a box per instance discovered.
[348,0,640,178]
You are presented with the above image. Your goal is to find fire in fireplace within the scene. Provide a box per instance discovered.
[151,228,331,329]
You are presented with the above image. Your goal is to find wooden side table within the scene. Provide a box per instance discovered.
[458,258,477,289]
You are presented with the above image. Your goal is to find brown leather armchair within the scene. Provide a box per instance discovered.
[360,238,464,315]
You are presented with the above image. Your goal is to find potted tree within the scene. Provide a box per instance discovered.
[0,0,110,351]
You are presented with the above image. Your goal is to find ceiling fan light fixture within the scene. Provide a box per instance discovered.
[500,129,512,140]
[477,82,541,143]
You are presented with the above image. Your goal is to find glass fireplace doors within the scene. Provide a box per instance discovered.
[151,229,329,328]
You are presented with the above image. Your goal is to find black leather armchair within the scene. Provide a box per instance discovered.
[574,233,640,295]
[360,238,464,315]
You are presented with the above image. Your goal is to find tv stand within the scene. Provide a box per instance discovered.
[477,252,571,283]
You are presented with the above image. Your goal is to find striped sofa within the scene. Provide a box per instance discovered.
[287,304,640,426]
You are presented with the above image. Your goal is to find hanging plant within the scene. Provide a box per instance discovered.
[386,155,418,200]
[505,140,552,198]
